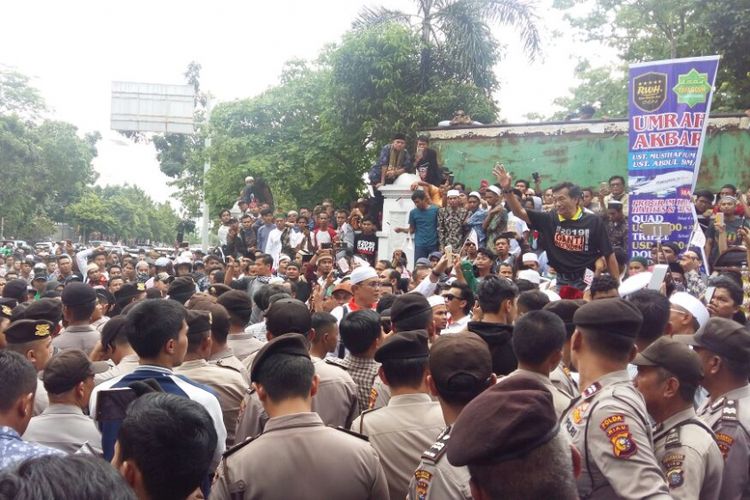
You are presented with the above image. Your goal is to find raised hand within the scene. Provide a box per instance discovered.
[492,163,511,190]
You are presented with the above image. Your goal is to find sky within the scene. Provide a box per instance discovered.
[2,0,613,209]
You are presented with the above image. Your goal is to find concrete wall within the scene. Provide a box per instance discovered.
[424,115,750,192]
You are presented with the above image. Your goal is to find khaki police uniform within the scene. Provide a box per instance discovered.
[653,407,724,500]
[212,412,389,500]
[550,361,579,399]
[698,385,750,500]
[22,403,103,455]
[505,368,571,417]
[369,377,391,410]
[209,348,250,382]
[234,354,361,443]
[228,333,264,362]
[175,359,248,447]
[352,393,445,500]
[407,425,471,500]
[562,370,671,499]
[33,378,48,416]
[51,324,100,353]
[94,354,139,386]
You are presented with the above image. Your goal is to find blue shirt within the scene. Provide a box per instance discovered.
[89,365,227,463]
[257,223,275,253]
[409,205,439,247]
[0,426,65,470]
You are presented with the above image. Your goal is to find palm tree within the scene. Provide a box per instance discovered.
[353,0,541,93]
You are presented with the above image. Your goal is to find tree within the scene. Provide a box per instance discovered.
[548,60,628,120]
[554,0,750,112]
[66,191,116,242]
[354,0,542,93]
[0,66,46,121]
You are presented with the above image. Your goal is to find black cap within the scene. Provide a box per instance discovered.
[23,298,63,324]
[544,300,582,338]
[216,290,253,317]
[390,293,432,325]
[446,373,558,466]
[677,317,750,363]
[0,298,17,320]
[43,349,107,394]
[94,287,115,305]
[573,298,643,338]
[168,276,195,304]
[186,309,212,336]
[3,279,28,302]
[4,319,54,343]
[61,282,97,307]
[250,333,310,382]
[430,332,492,390]
[189,302,230,340]
[374,330,429,362]
[632,336,703,386]
[207,283,231,297]
[265,298,311,336]
[115,283,146,303]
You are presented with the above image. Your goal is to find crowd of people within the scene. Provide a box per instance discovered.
[1,133,750,499]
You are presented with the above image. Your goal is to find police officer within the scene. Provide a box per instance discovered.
[679,317,750,499]
[175,310,248,447]
[446,372,580,499]
[22,349,106,454]
[351,329,445,500]
[212,333,388,499]
[562,298,670,499]
[4,318,55,416]
[633,336,723,499]
[407,332,495,500]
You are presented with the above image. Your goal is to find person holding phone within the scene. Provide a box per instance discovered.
[706,195,746,262]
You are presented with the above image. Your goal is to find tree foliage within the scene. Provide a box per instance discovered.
[552,0,750,116]
[204,24,498,215]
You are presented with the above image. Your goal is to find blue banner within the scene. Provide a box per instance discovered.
[627,56,720,259]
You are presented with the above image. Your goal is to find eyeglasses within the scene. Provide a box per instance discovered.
[364,281,381,288]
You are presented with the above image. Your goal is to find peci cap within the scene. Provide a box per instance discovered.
[251,333,310,383]
[390,293,432,325]
[676,317,750,364]
[632,336,703,386]
[349,266,378,285]
[374,330,429,362]
[446,373,559,466]
[61,282,97,307]
[4,319,54,344]
[670,292,709,332]
[573,297,643,338]
[265,298,311,336]
[43,349,107,394]
[430,333,492,390]
[0,297,18,320]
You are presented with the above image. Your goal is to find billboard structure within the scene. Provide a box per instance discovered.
[111,81,194,134]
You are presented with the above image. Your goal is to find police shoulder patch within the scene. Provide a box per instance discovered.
[421,427,451,463]
[600,414,637,459]
[414,469,433,499]
[715,432,735,459]
[582,382,602,399]
[661,451,685,488]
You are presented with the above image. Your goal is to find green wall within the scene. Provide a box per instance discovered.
[426,116,750,192]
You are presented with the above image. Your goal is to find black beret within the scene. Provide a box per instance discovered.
[61,282,97,307]
[216,290,253,316]
[265,298,311,336]
[5,319,54,343]
[0,298,17,320]
[94,287,115,305]
[446,372,558,467]
[115,283,146,303]
[390,293,432,325]
[544,300,583,338]
[633,336,703,386]
[207,283,231,297]
[251,333,310,382]
[186,309,212,336]
[168,277,196,304]
[43,349,107,394]
[3,279,28,302]
[375,330,429,362]
[189,302,230,339]
[677,317,750,364]
[573,297,643,338]
[23,298,63,324]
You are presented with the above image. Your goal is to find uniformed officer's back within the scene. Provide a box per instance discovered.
[212,333,388,500]
[351,330,445,500]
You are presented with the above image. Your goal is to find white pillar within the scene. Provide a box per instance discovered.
[376,173,419,267]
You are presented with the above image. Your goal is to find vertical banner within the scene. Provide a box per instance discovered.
[627,56,720,258]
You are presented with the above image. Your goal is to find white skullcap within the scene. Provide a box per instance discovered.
[670,292,709,332]
[517,269,541,285]
[521,253,539,263]
[487,185,502,196]
[428,295,446,308]
[447,189,460,198]
[618,272,652,297]
[349,266,378,285]
[468,191,481,199]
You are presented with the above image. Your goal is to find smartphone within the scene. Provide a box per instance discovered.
[648,264,669,290]
[532,172,540,182]
[337,257,350,273]
[95,388,137,423]
[715,212,724,226]
[705,286,716,304]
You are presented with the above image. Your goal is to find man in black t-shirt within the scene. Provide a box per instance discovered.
[493,164,617,290]
[354,217,379,266]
